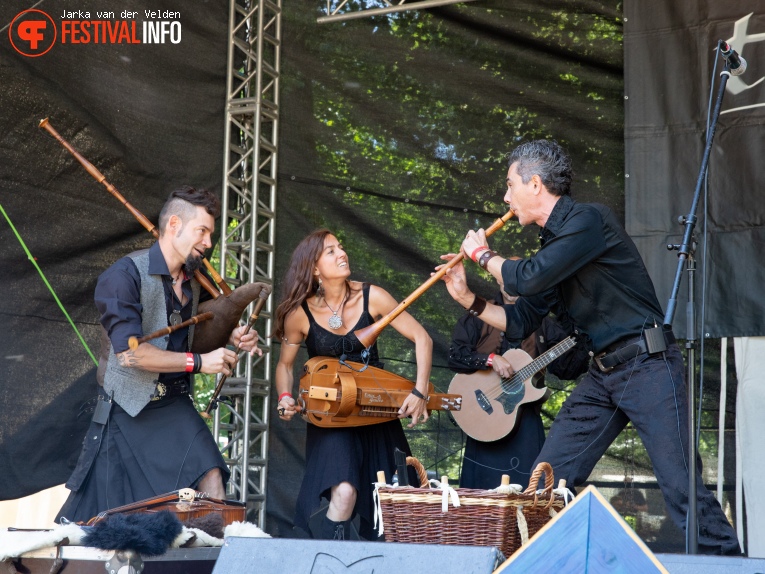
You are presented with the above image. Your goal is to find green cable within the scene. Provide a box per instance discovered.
[0,202,98,365]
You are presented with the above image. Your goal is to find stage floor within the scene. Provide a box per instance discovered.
[8,542,765,574]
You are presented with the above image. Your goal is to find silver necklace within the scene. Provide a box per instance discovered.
[169,270,184,325]
[324,295,346,330]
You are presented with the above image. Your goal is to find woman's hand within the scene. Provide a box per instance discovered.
[398,390,430,428]
[491,354,516,380]
[277,394,299,421]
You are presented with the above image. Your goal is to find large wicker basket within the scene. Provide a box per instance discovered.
[376,459,566,558]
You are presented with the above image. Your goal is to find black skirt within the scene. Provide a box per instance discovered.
[294,419,416,539]
[56,394,229,523]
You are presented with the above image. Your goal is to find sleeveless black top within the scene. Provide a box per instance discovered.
[301,283,382,367]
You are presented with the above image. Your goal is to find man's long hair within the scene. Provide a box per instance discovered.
[508,140,573,196]
[273,229,332,340]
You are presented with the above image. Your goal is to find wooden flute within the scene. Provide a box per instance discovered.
[352,209,516,348]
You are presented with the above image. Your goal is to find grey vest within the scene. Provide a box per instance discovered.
[101,249,200,417]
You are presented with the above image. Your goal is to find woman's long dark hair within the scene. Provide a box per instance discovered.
[273,229,354,340]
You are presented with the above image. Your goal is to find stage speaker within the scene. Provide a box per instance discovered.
[212,538,502,573]
[655,553,765,574]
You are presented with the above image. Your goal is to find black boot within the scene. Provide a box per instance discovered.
[320,515,351,540]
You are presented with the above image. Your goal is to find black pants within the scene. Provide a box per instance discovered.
[532,343,740,555]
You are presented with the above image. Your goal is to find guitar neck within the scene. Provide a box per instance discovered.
[506,336,577,384]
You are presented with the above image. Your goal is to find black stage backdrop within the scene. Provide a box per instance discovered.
[624,4,765,338]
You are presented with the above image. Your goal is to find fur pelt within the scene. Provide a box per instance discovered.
[224,521,271,538]
[0,524,86,560]
[81,511,183,556]
[182,512,225,539]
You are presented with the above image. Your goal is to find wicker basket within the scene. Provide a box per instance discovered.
[376,459,565,558]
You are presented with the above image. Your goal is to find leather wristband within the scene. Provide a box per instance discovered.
[468,295,487,317]
[478,249,498,270]
[411,387,428,401]
[192,353,202,374]
[486,353,496,367]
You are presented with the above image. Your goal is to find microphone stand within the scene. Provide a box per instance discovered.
[663,59,732,555]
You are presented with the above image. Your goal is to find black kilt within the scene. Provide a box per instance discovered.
[56,393,229,523]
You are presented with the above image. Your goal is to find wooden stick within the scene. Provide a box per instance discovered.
[353,209,515,347]
[128,312,214,350]
[39,118,231,299]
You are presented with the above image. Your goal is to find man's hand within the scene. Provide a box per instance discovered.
[435,254,474,308]
[461,229,489,260]
[229,325,263,356]
[200,347,239,376]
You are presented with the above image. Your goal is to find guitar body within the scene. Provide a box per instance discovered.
[448,349,547,442]
[299,357,461,428]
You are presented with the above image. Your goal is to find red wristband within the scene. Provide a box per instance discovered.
[470,246,485,262]
[486,353,496,367]
[278,392,292,403]
[185,352,195,373]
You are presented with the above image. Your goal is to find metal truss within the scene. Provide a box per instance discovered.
[215,0,282,528]
[318,0,476,24]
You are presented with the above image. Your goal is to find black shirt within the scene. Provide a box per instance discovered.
[94,241,214,383]
[500,195,665,354]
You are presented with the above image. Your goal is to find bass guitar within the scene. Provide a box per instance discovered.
[448,336,577,442]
